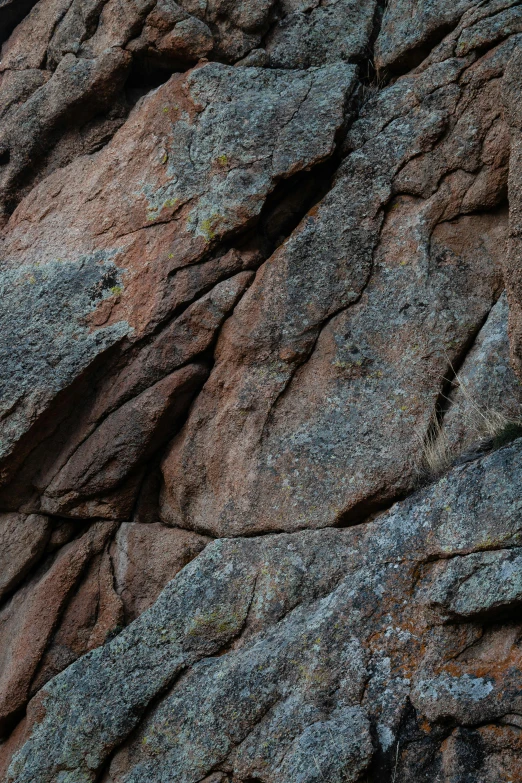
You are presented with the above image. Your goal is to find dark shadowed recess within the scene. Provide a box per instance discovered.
[381,19,457,77]
[369,699,451,782]
[124,53,196,106]
[0,0,38,44]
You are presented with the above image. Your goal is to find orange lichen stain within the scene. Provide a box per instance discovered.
[307,203,321,219]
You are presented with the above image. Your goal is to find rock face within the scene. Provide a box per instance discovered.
[1,1,522,781]
[6,443,522,782]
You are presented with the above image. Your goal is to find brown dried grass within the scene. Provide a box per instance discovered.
[417,369,522,482]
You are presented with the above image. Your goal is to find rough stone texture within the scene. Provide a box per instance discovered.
[0,0,369,219]
[111,523,209,621]
[41,362,209,519]
[0,513,51,600]
[264,0,377,69]
[0,0,38,42]
[503,40,522,383]
[442,292,522,452]
[376,0,522,72]
[0,60,355,515]
[5,442,522,782]
[0,521,116,735]
[375,0,478,71]
[161,40,512,536]
[29,547,123,694]
[2,2,522,781]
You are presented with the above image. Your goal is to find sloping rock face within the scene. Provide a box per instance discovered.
[1,1,522,782]
[6,444,522,782]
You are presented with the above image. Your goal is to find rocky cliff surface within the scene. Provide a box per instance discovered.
[1,1,522,781]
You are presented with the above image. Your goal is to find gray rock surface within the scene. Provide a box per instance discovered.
[265,0,377,69]
[375,0,478,70]
[442,292,522,452]
[6,441,522,781]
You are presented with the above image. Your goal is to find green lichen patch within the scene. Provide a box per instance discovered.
[198,214,224,242]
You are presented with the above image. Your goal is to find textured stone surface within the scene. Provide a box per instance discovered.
[375,0,522,72]
[0,0,38,41]
[375,0,477,70]
[29,547,123,694]
[6,442,522,782]
[442,292,522,451]
[161,41,511,536]
[265,0,377,69]
[2,2,522,781]
[503,41,522,383]
[111,523,209,621]
[0,513,51,600]
[41,363,209,519]
[0,60,355,512]
[0,521,116,735]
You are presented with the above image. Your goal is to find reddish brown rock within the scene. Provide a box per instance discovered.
[0,513,51,600]
[439,724,522,782]
[111,523,209,621]
[0,0,72,71]
[0,521,115,736]
[127,0,213,63]
[0,0,375,223]
[0,61,356,515]
[0,14,132,214]
[161,42,511,536]
[0,717,27,783]
[0,0,38,41]
[30,548,123,693]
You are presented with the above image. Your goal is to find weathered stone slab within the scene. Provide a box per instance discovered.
[161,44,511,536]
[6,441,522,781]
[0,61,355,513]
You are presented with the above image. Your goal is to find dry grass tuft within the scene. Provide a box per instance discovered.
[418,418,453,481]
[417,369,522,484]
